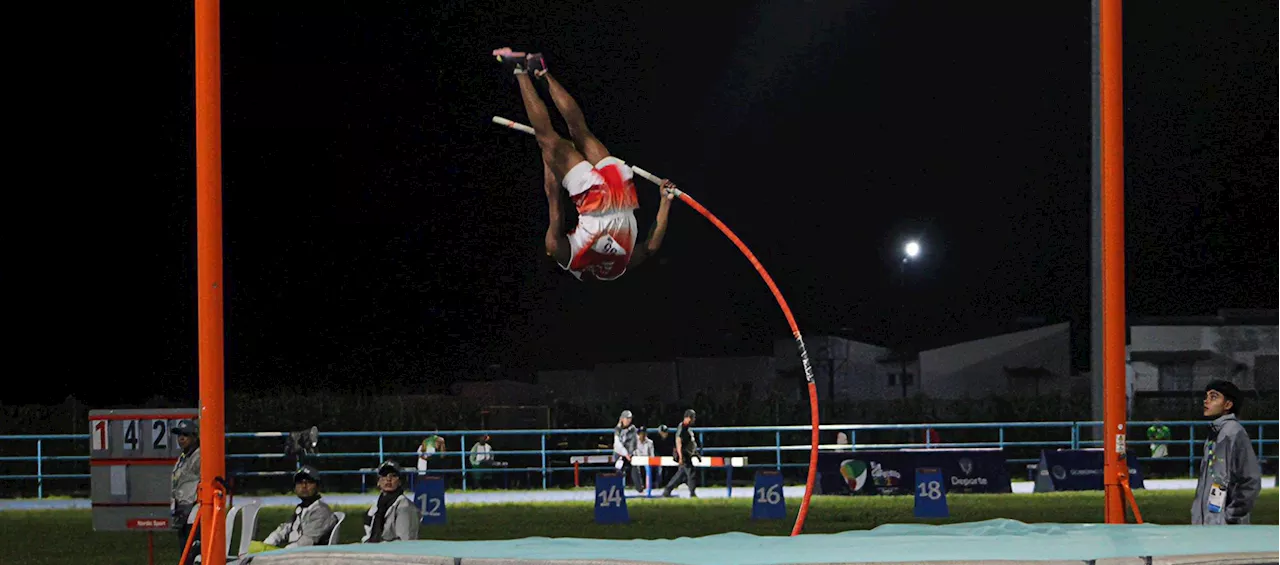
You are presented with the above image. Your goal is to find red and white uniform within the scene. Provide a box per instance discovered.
[559,157,640,281]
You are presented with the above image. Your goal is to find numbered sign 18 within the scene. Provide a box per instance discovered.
[751,471,786,520]
[913,467,949,518]
[413,476,446,525]
[594,473,629,525]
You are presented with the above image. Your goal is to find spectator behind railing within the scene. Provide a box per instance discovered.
[416,429,446,475]
[469,434,495,488]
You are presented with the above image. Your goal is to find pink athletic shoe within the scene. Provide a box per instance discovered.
[492,47,529,74]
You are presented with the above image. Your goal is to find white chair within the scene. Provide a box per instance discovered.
[232,499,262,558]
[327,512,346,545]
[223,505,242,557]
[186,499,262,561]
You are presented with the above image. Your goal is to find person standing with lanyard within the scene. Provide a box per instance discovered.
[662,409,699,498]
[170,420,201,564]
[1192,380,1261,525]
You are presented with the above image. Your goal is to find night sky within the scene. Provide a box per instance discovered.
[9,1,1276,406]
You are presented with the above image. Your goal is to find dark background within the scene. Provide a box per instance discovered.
[7,0,1276,406]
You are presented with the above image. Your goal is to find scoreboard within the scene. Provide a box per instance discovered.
[89,408,198,531]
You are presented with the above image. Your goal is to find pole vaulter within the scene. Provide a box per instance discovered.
[492,115,821,536]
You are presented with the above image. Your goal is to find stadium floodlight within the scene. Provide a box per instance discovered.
[903,240,921,261]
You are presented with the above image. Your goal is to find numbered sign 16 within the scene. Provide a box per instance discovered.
[413,476,446,525]
[913,467,949,518]
[751,471,786,520]
[594,473,629,525]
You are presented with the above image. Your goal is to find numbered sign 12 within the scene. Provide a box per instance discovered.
[594,473,629,525]
[413,476,446,525]
[751,471,786,520]
[913,467,949,518]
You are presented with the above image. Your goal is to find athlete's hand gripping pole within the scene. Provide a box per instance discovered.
[492,115,822,536]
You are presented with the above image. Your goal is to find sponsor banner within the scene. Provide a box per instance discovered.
[818,450,1012,496]
[1033,450,1145,493]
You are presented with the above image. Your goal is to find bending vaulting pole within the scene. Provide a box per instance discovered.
[492,116,820,534]
[1099,0,1132,524]
[195,0,228,561]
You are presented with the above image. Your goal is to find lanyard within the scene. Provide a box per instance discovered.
[173,450,187,485]
[1204,438,1220,483]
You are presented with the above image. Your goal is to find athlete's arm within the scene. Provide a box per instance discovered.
[628,180,675,269]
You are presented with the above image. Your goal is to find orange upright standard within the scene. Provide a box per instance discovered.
[194,0,228,561]
[1099,0,1137,525]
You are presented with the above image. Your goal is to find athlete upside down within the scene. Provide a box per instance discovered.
[496,47,674,281]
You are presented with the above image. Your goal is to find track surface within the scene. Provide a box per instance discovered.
[7,477,1272,511]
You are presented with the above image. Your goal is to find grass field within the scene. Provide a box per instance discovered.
[4,489,1276,565]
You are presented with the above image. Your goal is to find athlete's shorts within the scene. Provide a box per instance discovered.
[559,157,641,281]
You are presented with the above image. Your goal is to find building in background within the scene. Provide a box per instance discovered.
[915,322,1073,400]
[538,321,1078,403]
[1128,309,1278,395]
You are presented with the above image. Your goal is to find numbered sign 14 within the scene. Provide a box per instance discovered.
[751,471,786,520]
[413,476,446,525]
[913,467,949,518]
[594,473,629,525]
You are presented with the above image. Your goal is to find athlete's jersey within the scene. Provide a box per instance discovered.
[559,157,641,281]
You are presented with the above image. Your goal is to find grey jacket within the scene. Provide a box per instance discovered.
[264,498,338,548]
[614,425,638,458]
[171,446,201,506]
[1191,414,1261,525]
[361,493,420,543]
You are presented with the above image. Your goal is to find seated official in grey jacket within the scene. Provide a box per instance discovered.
[362,460,421,542]
[261,465,339,548]
[1192,380,1261,525]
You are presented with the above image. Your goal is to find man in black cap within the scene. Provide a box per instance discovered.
[260,465,339,549]
[361,460,421,542]
[170,419,201,564]
[1192,380,1261,525]
[662,409,700,498]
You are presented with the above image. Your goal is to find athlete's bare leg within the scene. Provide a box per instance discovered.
[542,160,572,266]
[514,72,584,181]
[540,71,611,166]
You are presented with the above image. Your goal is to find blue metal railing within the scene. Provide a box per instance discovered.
[1,420,1274,498]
